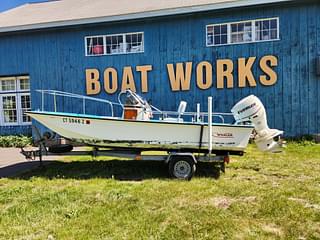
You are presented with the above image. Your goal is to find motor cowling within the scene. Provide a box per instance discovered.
[231,95,284,152]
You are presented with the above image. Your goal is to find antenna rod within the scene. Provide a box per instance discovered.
[208,97,213,155]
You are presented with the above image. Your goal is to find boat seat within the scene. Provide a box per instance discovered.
[163,101,187,123]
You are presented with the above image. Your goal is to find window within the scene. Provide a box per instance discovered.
[85,32,144,56]
[231,21,252,43]
[207,24,228,46]
[206,17,279,46]
[3,95,17,123]
[106,35,124,54]
[125,33,144,53]
[1,78,16,91]
[86,36,105,56]
[21,94,31,123]
[0,76,31,126]
[255,18,278,41]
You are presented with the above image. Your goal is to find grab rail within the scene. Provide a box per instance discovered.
[36,90,121,117]
[151,111,233,124]
[36,89,234,124]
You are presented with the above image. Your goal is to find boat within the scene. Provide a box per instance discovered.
[26,89,284,155]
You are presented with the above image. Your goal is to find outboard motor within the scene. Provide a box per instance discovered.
[231,95,284,152]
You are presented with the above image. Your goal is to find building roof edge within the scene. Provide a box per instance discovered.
[0,0,295,33]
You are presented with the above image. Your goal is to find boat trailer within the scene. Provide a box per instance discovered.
[20,140,240,180]
[20,97,241,180]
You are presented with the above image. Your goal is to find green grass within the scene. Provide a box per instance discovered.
[0,142,320,239]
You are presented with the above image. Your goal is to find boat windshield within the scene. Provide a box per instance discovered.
[119,90,147,107]
[124,93,140,106]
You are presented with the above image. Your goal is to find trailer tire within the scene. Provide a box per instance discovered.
[48,144,73,153]
[168,156,196,180]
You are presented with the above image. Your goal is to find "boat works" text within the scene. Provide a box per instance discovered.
[85,55,278,95]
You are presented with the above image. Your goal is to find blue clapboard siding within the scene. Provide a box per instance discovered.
[0,1,319,137]
[0,126,32,136]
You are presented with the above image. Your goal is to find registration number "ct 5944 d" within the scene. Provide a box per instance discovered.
[62,117,90,125]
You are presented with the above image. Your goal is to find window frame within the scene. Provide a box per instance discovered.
[1,93,19,126]
[206,17,280,47]
[0,76,17,93]
[0,76,31,126]
[85,34,106,57]
[19,93,32,124]
[85,31,144,57]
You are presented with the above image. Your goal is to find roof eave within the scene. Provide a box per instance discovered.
[0,0,295,33]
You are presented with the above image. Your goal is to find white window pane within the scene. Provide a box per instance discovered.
[255,31,262,41]
[126,33,143,53]
[21,95,30,108]
[221,34,228,44]
[106,36,112,54]
[21,95,31,122]
[1,78,16,91]
[22,109,31,122]
[2,95,17,123]
[231,21,252,43]
[86,38,93,55]
[207,26,213,34]
[207,35,213,45]
[214,35,221,45]
[4,110,17,123]
[3,95,16,109]
[214,26,221,35]
[231,24,237,32]
[126,34,132,43]
[137,34,142,42]
[107,35,125,54]
[19,78,30,90]
[92,37,104,55]
[209,24,228,46]
[231,33,241,43]
[221,25,227,34]
[271,29,278,39]
[243,25,252,41]
[255,21,262,31]
[86,36,104,55]
[263,20,270,30]
[271,19,277,29]
[255,19,278,41]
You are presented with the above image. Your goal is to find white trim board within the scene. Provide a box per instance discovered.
[0,0,294,33]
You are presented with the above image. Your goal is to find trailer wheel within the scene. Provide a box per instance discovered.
[168,156,196,180]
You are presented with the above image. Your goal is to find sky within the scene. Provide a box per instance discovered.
[0,0,48,12]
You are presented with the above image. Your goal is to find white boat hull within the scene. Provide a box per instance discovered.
[27,111,254,152]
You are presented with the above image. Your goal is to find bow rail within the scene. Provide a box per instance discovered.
[36,89,234,124]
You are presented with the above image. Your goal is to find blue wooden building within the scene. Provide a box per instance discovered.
[0,0,319,137]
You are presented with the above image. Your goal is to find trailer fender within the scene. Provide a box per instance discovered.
[165,152,197,164]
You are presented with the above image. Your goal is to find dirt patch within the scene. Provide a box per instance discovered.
[212,197,234,209]
[288,197,320,210]
[172,195,257,210]
[211,196,257,209]
[262,224,283,236]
